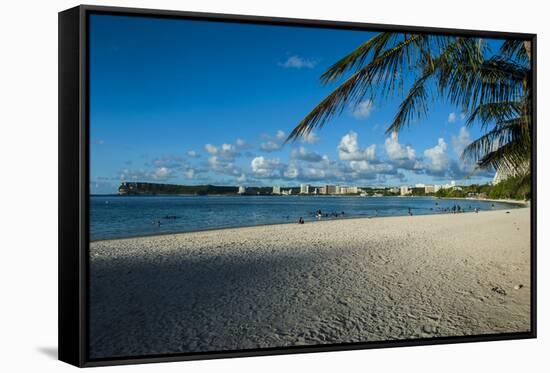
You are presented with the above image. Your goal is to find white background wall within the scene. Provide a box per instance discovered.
[0,0,547,371]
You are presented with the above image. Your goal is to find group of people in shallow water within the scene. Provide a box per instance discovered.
[430,202,481,214]
[297,209,346,224]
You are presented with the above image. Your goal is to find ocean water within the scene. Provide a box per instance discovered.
[89,195,520,241]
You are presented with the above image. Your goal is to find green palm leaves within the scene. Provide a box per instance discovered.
[288,34,532,180]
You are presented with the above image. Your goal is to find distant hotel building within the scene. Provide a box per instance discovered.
[323,185,337,195]
[270,184,363,196]
[400,186,411,196]
[238,186,246,194]
[424,185,436,194]
[338,186,359,194]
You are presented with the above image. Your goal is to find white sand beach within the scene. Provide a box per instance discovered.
[89,208,531,358]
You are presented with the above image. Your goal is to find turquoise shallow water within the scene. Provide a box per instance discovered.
[89,195,519,241]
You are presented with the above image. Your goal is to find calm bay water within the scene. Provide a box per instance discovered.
[90,195,520,241]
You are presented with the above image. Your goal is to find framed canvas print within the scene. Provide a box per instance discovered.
[58,5,537,367]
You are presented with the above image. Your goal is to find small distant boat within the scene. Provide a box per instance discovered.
[360,192,368,197]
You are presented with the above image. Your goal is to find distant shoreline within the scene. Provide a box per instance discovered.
[90,193,530,204]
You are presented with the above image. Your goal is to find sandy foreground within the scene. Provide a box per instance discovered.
[89,208,531,358]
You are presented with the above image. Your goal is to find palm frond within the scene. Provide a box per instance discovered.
[321,32,398,83]
[287,34,428,141]
[499,39,531,65]
[462,119,530,173]
[464,101,523,131]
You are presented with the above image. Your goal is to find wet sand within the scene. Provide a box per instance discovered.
[89,208,531,358]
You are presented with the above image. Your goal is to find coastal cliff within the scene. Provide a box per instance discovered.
[117,182,279,196]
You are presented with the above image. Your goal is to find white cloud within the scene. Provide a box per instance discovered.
[283,161,300,179]
[338,131,377,161]
[259,130,286,152]
[120,166,175,182]
[291,146,323,162]
[219,143,238,159]
[187,150,200,158]
[448,112,457,123]
[301,131,320,144]
[204,144,218,154]
[384,132,418,170]
[259,141,282,152]
[185,169,195,179]
[451,126,476,175]
[235,138,248,148]
[349,160,393,174]
[251,156,282,178]
[207,155,219,168]
[303,167,327,180]
[280,55,317,69]
[153,167,171,179]
[424,138,450,174]
[208,155,242,177]
[237,173,247,183]
[352,100,374,119]
[204,142,239,160]
[451,126,472,156]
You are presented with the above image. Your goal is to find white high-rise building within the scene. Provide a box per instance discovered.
[238,186,246,194]
[348,186,358,194]
[300,184,310,194]
[424,185,436,194]
[400,186,411,196]
[272,186,281,194]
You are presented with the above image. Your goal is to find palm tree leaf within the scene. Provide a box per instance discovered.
[287,34,428,141]
[464,101,523,131]
[321,32,398,83]
[499,39,531,65]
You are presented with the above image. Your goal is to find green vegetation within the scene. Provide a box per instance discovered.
[361,187,398,196]
[484,175,531,200]
[118,182,238,195]
[118,182,285,196]
[433,175,530,200]
[289,34,532,187]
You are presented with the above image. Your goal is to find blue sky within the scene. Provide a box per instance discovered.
[90,14,498,194]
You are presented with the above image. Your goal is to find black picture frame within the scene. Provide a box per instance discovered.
[58,4,537,367]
